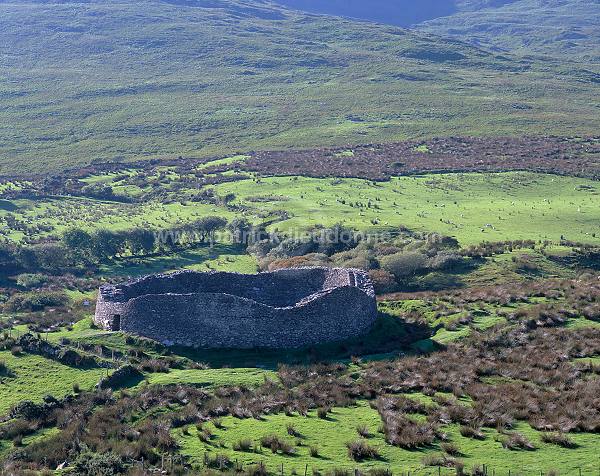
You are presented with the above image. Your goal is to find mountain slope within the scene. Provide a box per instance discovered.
[269,0,459,27]
[418,0,600,60]
[275,0,600,60]
[0,0,599,175]
[271,1,520,27]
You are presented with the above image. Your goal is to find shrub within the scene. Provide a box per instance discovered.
[261,434,283,453]
[16,273,48,289]
[379,412,437,449]
[441,442,462,456]
[541,432,577,448]
[140,359,170,373]
[198,428,213,443]
[309,445,320,457]
[368,470,392,476]
[368,269,398,294]
[10,346,23,356]
[499,432,536,451]
[422,453,457,468]
[233,439,253,452]
[206,453,231,470]
[4,290,68,312]
[70,452,126,475]
[459,425,485,440]
[0,360,11,377]
[356,424,371,438]
[0,419,35,440]
[213,417,225,429]
[247,462,268,476]
[380,252,428,278]
[346,439,380,461]
[287,423,299,437]
[317,407,329,419]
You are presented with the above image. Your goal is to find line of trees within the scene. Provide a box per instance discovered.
[0,216,239,276]
[63,216,230,262]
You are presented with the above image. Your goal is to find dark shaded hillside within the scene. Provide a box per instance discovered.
[275,0,600,60]
[271,0,458,26]
[419,0,600,59]
[272,1,521,26]
[0,0,599,175]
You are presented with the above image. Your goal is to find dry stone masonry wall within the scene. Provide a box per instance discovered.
[94,267,377,349]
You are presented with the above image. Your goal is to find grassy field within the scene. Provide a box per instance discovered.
[1,1,600,175]
[2,172,599,247]
[214,172,600,244]
[1,281,599,471]
[0,350,107,416]
[177,400,600,475]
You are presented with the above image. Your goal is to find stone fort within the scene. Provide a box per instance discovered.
[94,267,377,349]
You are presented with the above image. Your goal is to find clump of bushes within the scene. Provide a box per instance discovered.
[356,424,371,438]
[71,451,126,476]
[15,273,48,289]
[499,432,536,451]
[204,453,231,470]
[541,432,577,448]
[459,425,485,440]
[0,359,13,377]
[421,453,459,468]
[233,438,253,452]
[346,439,380,461]
[4,290,68,312]
[260,434,296,455]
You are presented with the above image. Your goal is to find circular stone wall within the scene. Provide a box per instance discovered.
[94,267,377,349]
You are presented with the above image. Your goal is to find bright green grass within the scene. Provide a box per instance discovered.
[213,172,600,245]
[0,426,60,459]
[0,351,107,415]
[177,400,600,474]
[0,196,237,243]
[2,172,599,247]
[137,368,276,390]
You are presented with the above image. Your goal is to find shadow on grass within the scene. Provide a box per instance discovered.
[0,199,17,211]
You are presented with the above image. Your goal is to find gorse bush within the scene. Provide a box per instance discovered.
[541,432,577,448]
[499,432,536,451]
[346,439,380,461]
[233,439,253,452]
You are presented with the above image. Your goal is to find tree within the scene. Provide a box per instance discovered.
[195,216,227,244]
[90,230,126,262]
[228,218,252,247]
[62,228,93,260]
[125,228,156,256]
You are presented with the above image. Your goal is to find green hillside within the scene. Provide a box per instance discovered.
[1,0,599,175]
[419,0,600,59]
